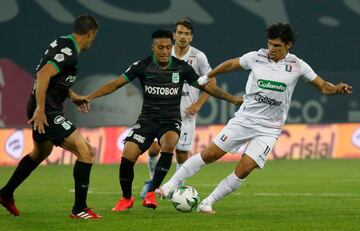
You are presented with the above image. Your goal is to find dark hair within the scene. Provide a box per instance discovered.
[152,29,173,41]
[267,23,296,44]
[73,15,98,35]
[175,18,194,33]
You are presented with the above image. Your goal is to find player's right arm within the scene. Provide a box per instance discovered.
[27,63,58,134]
[87,75,129,101]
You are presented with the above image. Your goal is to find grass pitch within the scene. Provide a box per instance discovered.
[0,159,359,231]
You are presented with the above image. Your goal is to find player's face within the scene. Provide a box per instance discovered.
[82,30,98,51]
[174,25,193,49]
[267,38,292,62]
[152,38,173,65]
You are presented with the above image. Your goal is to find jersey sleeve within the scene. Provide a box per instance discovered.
[197,52,212,75]
[299,59,317,82]
[123,60,143,82]
[183,63,199,85]
[46,39,76,73]
[239,51,257,70]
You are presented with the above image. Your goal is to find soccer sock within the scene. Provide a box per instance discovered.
[119,157,135,199]
[0,155,40,199]
[72,160,92,213]
[163,153,205,189]
[203,172,244,205]
[148,152,173,192]
[148,155,159,178]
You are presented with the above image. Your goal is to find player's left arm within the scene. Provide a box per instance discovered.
[310,76,353,95]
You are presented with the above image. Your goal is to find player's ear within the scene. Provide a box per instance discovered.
[286,41,293,50]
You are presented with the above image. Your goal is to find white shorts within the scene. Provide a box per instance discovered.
[213,117,279,168]
[176,117,196,152]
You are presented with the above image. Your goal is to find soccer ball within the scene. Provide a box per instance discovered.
[171,186,200,212]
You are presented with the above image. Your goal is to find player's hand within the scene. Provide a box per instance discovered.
[27,107,48,134]
[198,75,210,86]
[185,103,201,116]
[71,95,91,113]
[335,83,353,94]
[232,95,244,106]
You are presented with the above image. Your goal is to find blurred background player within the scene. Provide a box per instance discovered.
[0,15,101,219]
[140,19,215,198]
[86,29,242,211]
[157,23,353,213]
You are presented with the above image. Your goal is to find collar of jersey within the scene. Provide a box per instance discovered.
[152,55,172,69]
[65,34,80,54]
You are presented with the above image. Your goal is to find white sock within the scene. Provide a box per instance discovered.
[203,172,244,205]
[164,153,205,189]
[148,155,159,178]
[175,163,183,172]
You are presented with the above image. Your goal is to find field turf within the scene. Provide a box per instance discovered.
[0,159,359,231]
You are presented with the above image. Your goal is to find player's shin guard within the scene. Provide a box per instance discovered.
[149,152,173,192]
[203,172,244,205]
[120,157,135,199]
[0,155,40,198]
[73,161,92,213]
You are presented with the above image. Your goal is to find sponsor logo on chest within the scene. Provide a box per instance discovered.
[257,79,287,92]
[145,85,179,96]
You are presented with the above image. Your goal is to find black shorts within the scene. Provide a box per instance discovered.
[124,119,181,153]
[29,111,76,146]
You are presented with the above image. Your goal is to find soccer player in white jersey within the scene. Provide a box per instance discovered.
[157,23,353,213]
[140,19,214,198]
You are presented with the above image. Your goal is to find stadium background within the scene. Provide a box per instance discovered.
[0,0,359,165]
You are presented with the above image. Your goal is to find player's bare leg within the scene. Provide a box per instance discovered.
[60,129,101,219]
[0,141,53,216]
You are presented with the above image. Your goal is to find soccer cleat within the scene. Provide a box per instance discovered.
[69,208,102,219]
[142,191,157,209]
[139,179,153,199]
[111,196,134,211]
[0,194,20,216]
[197,201,216,214]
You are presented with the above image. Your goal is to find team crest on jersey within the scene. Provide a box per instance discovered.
[285,64,292,72]
[61,47,72,56]
[172,73,180,83]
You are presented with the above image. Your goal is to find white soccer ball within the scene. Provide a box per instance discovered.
[171,186,200,212]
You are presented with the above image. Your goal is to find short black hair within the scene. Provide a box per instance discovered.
[73,15,98,35]
[175,18,194,33]
[267,23,296,44]
[152,29,173,41]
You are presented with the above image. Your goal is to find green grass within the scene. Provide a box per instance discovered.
[1,159,359,231]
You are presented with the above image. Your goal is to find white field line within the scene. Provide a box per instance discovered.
[68,187,359,197]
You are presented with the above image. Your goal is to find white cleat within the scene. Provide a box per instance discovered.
[155,182,177,199]
[155,188,170,199]
[197,202,216,214]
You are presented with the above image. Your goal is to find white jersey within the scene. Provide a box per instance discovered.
[237,48,317,130]
[172,46,212,118]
